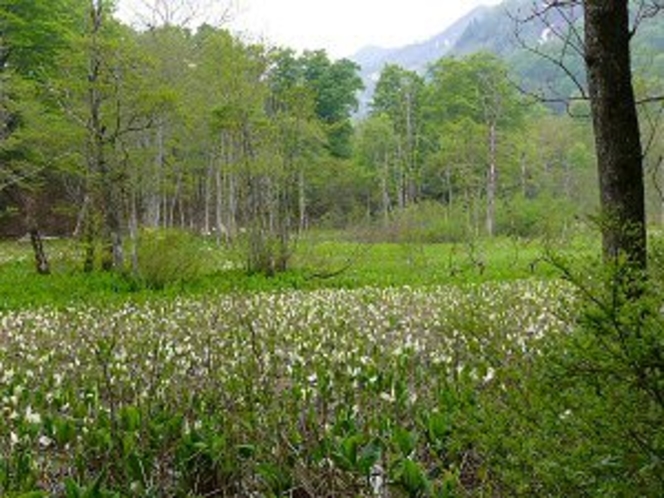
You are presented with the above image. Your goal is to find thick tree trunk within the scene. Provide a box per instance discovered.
[584,0,646,269]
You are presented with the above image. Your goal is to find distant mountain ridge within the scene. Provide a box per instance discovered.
[351,5,491,114]
[351,0,664,115]
[352,5,490,76]
[349,0,572,85]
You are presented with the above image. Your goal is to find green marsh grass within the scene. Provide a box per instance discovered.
[0,232,599,310]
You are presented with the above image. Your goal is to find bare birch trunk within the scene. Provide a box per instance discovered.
[215,165,224,244]
[486,122,497,237]
[298,169,307,232]
[381,152,391,227]
[146,123,165,228]
[204,160,212,235]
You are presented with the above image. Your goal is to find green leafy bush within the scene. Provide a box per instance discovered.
[469,246,664,496]
[380,201,473,244]
[133,229,209,289]
[496,194,576,239]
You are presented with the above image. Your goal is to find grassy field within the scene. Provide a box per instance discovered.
[0,232,599,310]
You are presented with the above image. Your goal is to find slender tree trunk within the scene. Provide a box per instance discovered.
[169,169,182,228]
[204,160,212,235]
[29,229,50,275]
[161,195,168,228]
[396,143,406,210]
[267,176,275,234]
[84,0,103,271]
[584,0,646,269]
[464,188,473,235]
[520,151,528,198]
[215,165,224,244]
[405,89,417,204]
[83,201,96,273]
[128,189,139,275]
[563,158,573,200]
[381,152,391,226]
[178,196,185,228]
[73,194,90,238]
[486,122,497,237]
[298,169,307,232]
[445,166,453,208]
[107,212,124,270]
[146,123,165,228]
[228,172,237,239]
[659,159,664,228]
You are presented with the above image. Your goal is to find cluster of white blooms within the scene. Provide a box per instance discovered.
[0,280,574,484]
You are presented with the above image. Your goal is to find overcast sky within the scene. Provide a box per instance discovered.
[116,0,502,59]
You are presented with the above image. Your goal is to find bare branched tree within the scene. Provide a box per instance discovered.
[508,1,587,110]
[124,0,238,29]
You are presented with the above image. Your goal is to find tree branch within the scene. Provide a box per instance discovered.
[631,0,664,36]
[508,4,588,102]
[640,98,664,159]
[636,95,664,105]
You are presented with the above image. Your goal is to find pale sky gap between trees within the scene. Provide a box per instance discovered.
[116,0,502,59]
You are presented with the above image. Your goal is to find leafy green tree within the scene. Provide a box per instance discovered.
[131,25,196,231]
[300,50,363,158]
[0,0,81,254]
[0,0,76,76]
[48,1,162,271]
[371,65,425,208]
[424,53,525,236]
[267,48,325,230]
[423,117,488,234]
[0,0,77,186]
[355,114,398,225]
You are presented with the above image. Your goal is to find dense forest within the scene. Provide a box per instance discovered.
[2,0,662,275]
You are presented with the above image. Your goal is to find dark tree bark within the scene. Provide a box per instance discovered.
[24,194,50,274]
[29,229,50,275]
[583,0,646,270]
